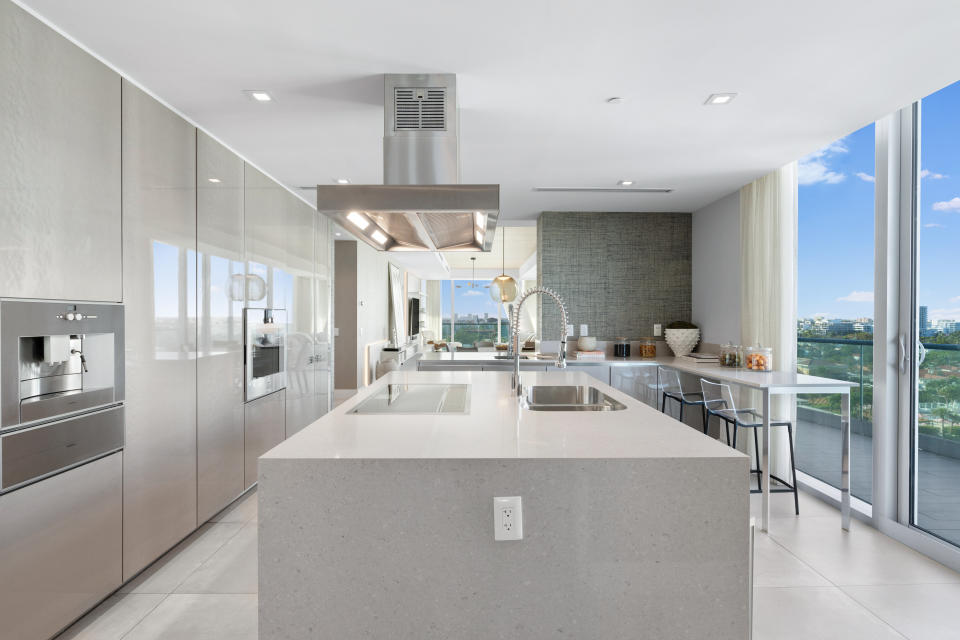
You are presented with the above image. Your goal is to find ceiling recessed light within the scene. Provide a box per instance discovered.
[346,211,370,230]
[606,97,625,104]
[334,178,350,184]
[371,229,388,245]
[705,92,737,105]
[618,180,634,186]
[244,90,272,102]
[207,177,221,183]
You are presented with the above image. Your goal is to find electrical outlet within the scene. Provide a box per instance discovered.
[566,324,574,337]
[494,496,523,541]
[654,323,662,337]
[579,324,588,336]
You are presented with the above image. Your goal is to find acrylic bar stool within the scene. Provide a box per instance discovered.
[700,378,800,515]
[658,366,708,432]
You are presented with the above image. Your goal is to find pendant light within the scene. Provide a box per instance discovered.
[489,227,518,303]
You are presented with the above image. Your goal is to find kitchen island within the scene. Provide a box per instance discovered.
[258,369,750,640]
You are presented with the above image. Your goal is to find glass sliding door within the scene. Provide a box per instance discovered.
[796,123,876,503]
[909,80,960,547]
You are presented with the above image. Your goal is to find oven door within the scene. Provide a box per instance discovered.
[244,308,286,402]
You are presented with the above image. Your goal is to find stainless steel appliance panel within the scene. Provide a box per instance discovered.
[0,300,125,430]
[0,452,122,640]
[197,131,246,523]
[1,405,123,491]
[0,2,122,303]
[121,80,198,580]
[244,389,285,488]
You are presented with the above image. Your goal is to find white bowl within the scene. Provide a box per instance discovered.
[577,336,597,351]
[664,328,700,357]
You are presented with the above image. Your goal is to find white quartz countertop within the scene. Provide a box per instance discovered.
[418,351,654,366]
[262,370,745,461]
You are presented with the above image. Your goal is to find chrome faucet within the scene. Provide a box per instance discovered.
[511,287,568,395]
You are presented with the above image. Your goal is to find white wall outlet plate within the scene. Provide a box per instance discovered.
[566,324,574,337]
[579,324,588,336]
[654,323,662,337]
[494,496,523,541]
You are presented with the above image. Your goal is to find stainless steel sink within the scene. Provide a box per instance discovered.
[521,385,626,412]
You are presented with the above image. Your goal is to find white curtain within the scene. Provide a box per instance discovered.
[740,162,798,477]
[425,280,442,339]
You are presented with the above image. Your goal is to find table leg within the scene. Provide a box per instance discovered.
[840,391,851,530]
[761,388,771,533]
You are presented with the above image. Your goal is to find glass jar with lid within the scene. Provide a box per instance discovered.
[613,337,631,358]
[638,338,657,358]
[746,346,773,371]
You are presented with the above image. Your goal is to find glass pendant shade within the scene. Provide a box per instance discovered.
[490,274,518,303]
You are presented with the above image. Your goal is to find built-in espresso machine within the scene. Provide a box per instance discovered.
[0,300,124,493]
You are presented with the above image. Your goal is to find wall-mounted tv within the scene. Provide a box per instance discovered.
[408,298,420,337]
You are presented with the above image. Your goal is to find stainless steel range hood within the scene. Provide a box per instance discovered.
[317,74,499,252]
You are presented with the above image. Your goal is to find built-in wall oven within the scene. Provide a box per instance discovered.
[0,300,124,494]
[244,307,286,402]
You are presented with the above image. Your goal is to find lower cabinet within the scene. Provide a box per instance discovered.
[610,365,660,408]
[0,453,122,640]
[575,364,611,385]
[245,390,286,488]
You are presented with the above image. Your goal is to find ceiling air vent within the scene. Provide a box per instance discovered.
[394,87,447,131]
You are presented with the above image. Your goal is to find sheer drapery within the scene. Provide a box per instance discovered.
[740,162,799,477]
[425,280,442,339]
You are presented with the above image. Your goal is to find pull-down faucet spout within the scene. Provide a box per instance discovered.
[510,287,568,396]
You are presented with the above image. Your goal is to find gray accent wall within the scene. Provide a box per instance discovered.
[537,212,692,340]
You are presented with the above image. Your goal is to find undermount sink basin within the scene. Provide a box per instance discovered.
[521,385,627,412]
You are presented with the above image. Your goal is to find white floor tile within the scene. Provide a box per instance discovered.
[842,583,960,640]
[209,490,258,524]
[122,594,257,640]
[55,594,166,640]
[120,523,244,594]
[753,534,831,588]
[768,517,960,586]
[175,522,257,594]
[751,490,838,520]
[753,587,906,640]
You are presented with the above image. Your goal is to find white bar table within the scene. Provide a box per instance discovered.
[657,358,857,533]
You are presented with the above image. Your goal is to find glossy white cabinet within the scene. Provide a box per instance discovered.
[196,132,246,523]
[0,453,122,640]
[244,389,285,488]
[0,2,122,302]
[314,215,334,420]
[610,364,660,408]
[121,81,198,580]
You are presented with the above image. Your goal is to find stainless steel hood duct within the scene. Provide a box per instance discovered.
[317,74,499,252]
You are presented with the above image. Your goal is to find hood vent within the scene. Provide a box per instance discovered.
[394,87,447,131]
[317,73,499,252]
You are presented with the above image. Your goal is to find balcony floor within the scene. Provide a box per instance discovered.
[796,419,960,546]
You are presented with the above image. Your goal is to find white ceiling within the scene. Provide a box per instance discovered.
[18,0,960,221]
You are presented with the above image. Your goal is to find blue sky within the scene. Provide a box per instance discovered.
[798,79,960,321]
[441,280,504,319]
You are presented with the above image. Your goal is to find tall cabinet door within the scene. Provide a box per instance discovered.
[196,132,245,523]
[315,215,334,418]
[121,81,198,580]
[0,1,122,302]
[284,194,318,437]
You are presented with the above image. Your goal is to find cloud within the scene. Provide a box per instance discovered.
[797,138,849,186]
[925,223,945,228]
[933,197,960,212]
[856,172,875,183]
[930,307,960,321]
[837,291,874,303]
[921,169,947,180]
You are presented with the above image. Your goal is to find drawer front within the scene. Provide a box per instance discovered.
[1,405,124,491]
[0,452,123,640]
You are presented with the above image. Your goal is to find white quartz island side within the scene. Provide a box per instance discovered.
[258,370,750,640]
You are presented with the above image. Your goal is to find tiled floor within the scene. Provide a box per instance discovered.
[58,487,960,639]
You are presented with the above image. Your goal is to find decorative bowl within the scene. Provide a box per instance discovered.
[577,336,597,351]
[664,328,700,357]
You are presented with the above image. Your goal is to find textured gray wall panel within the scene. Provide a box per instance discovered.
[537,212,692,340]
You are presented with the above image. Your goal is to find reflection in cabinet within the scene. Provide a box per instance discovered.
[576,365,611,385]
[0,1,121,302]
[245,389,286,488]
[197,131,246,523]
[121,80,198,580]
[0,453,122,640]
[610,365,660,408]
[315,216,334,419]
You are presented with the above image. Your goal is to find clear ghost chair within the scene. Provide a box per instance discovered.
[700,378,799,515]
[657,366,708,433]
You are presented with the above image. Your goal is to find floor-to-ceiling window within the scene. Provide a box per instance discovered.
[796,123,875,503]
[912,80,960,547]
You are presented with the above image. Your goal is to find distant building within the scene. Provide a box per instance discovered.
[920,306,929,333]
